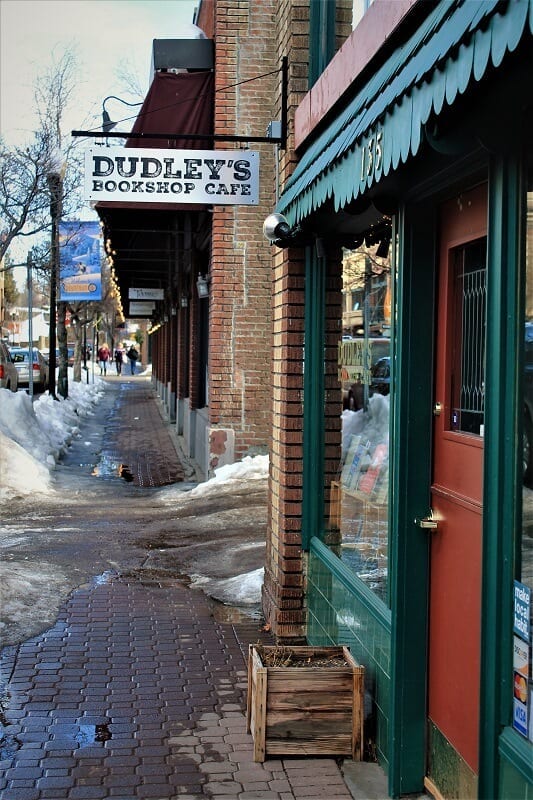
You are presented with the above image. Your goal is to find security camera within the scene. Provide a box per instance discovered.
[263,213,292,243]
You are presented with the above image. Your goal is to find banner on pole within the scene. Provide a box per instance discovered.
[59,221,102,301]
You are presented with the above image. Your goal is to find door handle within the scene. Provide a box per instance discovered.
[416,510,439,531]
[433,401,442,416]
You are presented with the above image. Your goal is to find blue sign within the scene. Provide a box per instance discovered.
[513,698,528,738]
[59,221,102,302]
[513,581,531,642]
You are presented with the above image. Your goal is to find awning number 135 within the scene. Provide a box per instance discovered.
[361,130,383,182]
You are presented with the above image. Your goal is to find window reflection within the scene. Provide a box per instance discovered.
[329,241,392,603]
[522,191,533,586]
[515,189,533,742]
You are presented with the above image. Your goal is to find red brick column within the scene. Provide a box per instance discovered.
[262,243,306,640]
[261,1,349,640]
[199,0,277,464]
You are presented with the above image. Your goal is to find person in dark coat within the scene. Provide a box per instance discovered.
[126,344,139,375]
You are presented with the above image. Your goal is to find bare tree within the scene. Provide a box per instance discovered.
[0,132,53,262]
[0,49,83,263]
[115,56,146,103]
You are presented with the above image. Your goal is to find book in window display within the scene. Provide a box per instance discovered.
[358,443,387,498]
[341,436,372,492]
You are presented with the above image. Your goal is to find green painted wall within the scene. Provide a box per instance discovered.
[307,539,392,767]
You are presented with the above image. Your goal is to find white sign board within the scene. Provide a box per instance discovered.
[129,287,164,301]
[129,301,155,316]
[85,146,260,205]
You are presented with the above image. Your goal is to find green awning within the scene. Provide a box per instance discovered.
[277,0,533,225]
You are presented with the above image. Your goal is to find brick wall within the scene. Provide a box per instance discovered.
[197,0,277,462]
[262,1,350,640]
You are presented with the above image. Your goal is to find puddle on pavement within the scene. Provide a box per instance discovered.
[92,570,120,586]
[92,455,134,481]
[211,600,262,623]
[0,700,22,760]
[75,723,111,746]
[0,729,21,760]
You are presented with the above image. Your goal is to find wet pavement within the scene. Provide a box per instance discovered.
[0,374,357,800]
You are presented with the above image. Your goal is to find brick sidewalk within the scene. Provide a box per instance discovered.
[98,376,185,487]
[0,576,352,799]
[0,377,354,800]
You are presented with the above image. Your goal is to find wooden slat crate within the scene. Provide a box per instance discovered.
[246,644,364,762]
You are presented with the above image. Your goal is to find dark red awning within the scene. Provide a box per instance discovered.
[127,70,213,150]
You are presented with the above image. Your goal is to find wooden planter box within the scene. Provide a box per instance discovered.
[246,644,364,762]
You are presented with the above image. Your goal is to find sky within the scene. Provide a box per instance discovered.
[0,0,199,280]
[0,0,199,145]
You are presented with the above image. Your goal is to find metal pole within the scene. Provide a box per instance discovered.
[83,321,88,384]
[27,252,34,398]
[47,171,61,399]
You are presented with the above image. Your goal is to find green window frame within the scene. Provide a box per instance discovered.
[308,0,336,88]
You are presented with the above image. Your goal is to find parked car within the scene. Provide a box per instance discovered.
[0,340,18,392]
[370,356,391,397]
[42,347,75,367]
[9,347,49,391]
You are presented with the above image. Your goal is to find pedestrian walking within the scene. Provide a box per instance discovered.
[97,343,111,375]
[126,344,139,375]
[114,345,125,375]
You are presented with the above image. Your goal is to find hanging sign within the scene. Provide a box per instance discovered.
[129,301,155,316]
[85,146,260,205]
[59,220,102,301]
[129,288,164,301]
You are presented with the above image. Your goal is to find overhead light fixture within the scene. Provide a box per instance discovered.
[263,213,302,247]
[375,236,391,259]
[196,274,210,299]
[101,95,143,134]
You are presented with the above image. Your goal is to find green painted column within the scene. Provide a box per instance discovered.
[389,203,435,797]
[479,153,522,800]
[302,245,326,549]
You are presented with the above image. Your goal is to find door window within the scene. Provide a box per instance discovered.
[450,239,486,436]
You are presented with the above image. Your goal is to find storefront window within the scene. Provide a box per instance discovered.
[514,179,533,742]
[328,241,392,604]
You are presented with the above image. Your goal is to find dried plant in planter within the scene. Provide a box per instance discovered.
[246,644,364,762]
[255,644,350,669]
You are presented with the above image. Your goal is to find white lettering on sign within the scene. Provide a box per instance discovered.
[514,581,531,642]
[85,147,260,206]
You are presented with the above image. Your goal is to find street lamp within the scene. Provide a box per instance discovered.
[102,95,142,138]
[47,149,64,399]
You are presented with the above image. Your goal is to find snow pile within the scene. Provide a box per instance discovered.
[191,567,264,608]
[0,432,52,498]
[0,380,106,500]
[341,393,390,459]
[190,454,269,498]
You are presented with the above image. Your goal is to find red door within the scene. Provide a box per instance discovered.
[428,184,487,776]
